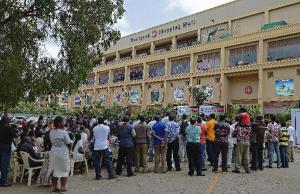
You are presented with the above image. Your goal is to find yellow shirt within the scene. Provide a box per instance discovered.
[206,119,216,142]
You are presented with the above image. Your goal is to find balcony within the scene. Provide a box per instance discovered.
[229,45,257,67]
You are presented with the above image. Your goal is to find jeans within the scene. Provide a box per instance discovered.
[166,138,180,170]
[93,148,113,178]
[135,144,148,171]
[227,146,233,165]
[279,145,288,168]
[199,143,206,170]
[0,149,11,184]
[186,142,200,175]
[214,143,228,172]
[154,144,167,173]
[179,135,187,162]
[206,140,216,166]
[257,143,264,169]
[148,137,154,161]
[235,142,250,171]
[268,142,280,167]
[232,144,237,163]
[116,146,134,176]
[250,143,258,169]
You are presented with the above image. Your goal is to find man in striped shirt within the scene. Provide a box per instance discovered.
[279,122,289,168]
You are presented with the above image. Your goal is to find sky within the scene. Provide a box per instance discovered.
[46,0,234,58]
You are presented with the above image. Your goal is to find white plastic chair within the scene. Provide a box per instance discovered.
[70,154,88,176]
[12,152,24,183]
[19,151,44,186]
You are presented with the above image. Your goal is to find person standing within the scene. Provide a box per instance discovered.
[287,121,295,162]
[152,116,168,173]
[0,116,18,187]
[48,116,72,192]
[147,117,156,162]
[266,116,281,168]
[116,116,136,177]
[196,117,207,172]
[232,119,252,173]
[166,115,181,171]
[206,114,217,167]
[279,122,289,168]
[226,118,234,168]
[186,118,204,176]
[179,114,189,162]
[93,117,115,180]
[251,116,267,171]
[134,116,150,173]
[213,115,230,173]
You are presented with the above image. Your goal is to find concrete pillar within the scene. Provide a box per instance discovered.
[165,58,170,76]
[220,73,229,108]
[116,51,120,60]
[150,42,155,54]
[163,80,169,106]
[264,10,270,24]
[124,66,129,83]
[197,28,201,42]
[143,62,147,81]
[107,87,111,106]
[258,39,264,64]
[108,69,112,84]
[228,20,232,35]
[102,55,106,65]
[190,53,195,73]
[258,68,264,113]
[220,46,226,69]
[172,36,177,50]
[132,47,136,59]
[141,83,146,109]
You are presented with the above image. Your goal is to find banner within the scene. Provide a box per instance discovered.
[130,91,140,103]
[275,79,294,96]
[174,88,185,101]
[74,97,81,106]
[177,106,191,116]
[113,93,122,103]
[99,95,106,104]
[151,90,160,102]
[199,105,224,116]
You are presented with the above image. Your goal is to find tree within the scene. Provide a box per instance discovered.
[191,85,213,106]
[0,0,125,113]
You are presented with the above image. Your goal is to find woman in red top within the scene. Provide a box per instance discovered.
[196,117,207,173]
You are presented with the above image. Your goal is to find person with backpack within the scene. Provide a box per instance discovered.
[179,114,189,162]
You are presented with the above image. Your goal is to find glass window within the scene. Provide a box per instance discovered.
[177,37,197,49]
[229,45,257,66]
[148,62,165,78]
[113,70,125,83]
[267,37,300,61]
[171,57,190,75]
[87,78,95,86]
[99,74,109,85]
[130,66,143,81]
[197,51,220,71]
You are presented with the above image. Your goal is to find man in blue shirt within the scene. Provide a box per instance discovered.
[152,116,168,173]
[166,115,181,171]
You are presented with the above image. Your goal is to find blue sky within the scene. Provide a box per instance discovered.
[46,0,233,57]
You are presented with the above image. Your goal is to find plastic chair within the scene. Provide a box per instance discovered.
[19,151,44,186]
[70,154,88,176]
[12,152,24,183]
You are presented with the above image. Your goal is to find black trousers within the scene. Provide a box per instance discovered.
[116,146,134,176]
[166,138,180,170]
[250,143,258,169]
[257,143,264,169]
[214,143,228,172]
[186,142,200,174]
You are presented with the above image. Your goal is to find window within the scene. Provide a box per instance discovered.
[130,66,143,81]
[197,51,220,71]
[229,45,257,66]
[148,62,165,78]
[171,57,190,75]
[267,37,300,61]
[177,37,197,49]
[99,74,109,85]
[87,78,95,86]
[113,70,125,83]
[106,56,116,64]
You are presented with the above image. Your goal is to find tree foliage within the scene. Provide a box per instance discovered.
[0,0,125,112]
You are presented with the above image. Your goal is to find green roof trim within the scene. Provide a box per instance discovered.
[261,20,288,31]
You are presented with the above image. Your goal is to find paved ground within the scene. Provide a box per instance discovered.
[2,151,300,194]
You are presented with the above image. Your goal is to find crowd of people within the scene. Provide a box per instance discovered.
[0,107,296,192]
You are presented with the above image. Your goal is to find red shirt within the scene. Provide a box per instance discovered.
[197,122,207,144]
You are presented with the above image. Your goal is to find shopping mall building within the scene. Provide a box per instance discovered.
[69,0,300,114]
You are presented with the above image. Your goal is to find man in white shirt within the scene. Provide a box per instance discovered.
[89,116,97,127]
[287,121,295,162]
[147,118,156,162]
[93,117,115,180]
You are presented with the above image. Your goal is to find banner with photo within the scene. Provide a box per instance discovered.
[130,91,140,104]
[113,93,122,103]
[74,97,81,106]
[275,79,294,96]
[99,95,106,104]
[150,90,160,102]
[174,88,185,101]
[203,85,214,99]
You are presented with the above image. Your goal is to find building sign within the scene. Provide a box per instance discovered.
[199,105,224,116]
[174,88,185,101]
[131,19,196,43]
[244,85,253,94]
[275,79,294,96]
[177,106,191,116]
[130,91,140,104]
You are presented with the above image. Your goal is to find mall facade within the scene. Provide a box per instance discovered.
[69,0,300,114]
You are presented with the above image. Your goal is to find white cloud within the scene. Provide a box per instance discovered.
[166,0,234,15]
[114,15,137,37]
